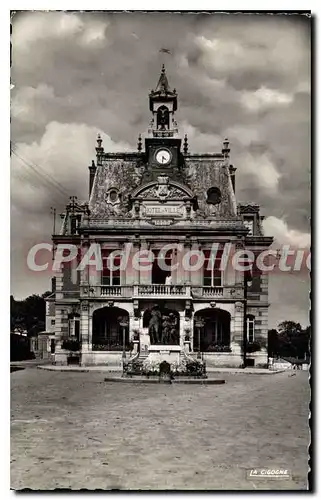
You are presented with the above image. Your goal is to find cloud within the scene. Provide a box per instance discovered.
[195,36,245,72]
[11,84,55,124]
[11,121,132,213]
[12,12,108,49]
[240,87,293,112]
[238,153,281,193]
[262,216,311,248]
[224,125,262,147]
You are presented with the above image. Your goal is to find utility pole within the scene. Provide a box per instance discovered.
[50,207,56,262]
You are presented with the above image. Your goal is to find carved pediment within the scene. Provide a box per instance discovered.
[132,177,194,201]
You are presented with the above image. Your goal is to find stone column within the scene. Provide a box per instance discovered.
[139,240,152,285]
[128,241,140,285]
[190,240,202,286]
[88,309,93,351]
[139,313,149,353]
[55,267,64,300]
[189,311,195,352]
[119,242,126,286]
[178,311,185,348]
[80,301,89,353]
[234,241,245,289]
[232,301,244,354]
[230,306,241,354]
[54,305,69,365]
[129,313,135,342]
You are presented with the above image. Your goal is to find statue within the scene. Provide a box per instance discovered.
[148,306,162,344]
[148,307,179,345]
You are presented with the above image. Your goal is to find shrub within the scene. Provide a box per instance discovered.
[185,359,206,377]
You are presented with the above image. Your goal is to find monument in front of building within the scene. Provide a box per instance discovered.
[46,65,273,369]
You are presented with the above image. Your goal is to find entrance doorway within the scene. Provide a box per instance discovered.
[92,307,129,351]
[194,308,231,352]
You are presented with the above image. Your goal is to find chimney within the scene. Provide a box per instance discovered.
[89,160,97,196]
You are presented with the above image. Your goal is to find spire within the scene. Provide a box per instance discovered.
[155,64,171,94]
[148,65,178,137]
[95,133,104,166]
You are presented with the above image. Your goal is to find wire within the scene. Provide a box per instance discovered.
[11,148,69,202]
[11,142,70,197]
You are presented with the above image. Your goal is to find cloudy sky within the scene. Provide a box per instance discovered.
[11,11,311,327]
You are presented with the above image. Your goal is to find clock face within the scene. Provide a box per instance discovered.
[155,149,171,165]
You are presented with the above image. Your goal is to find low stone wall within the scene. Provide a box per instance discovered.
[203,353,242,368]
[203,352,268,368]
[81,351,123,367]
[55,349,268,368]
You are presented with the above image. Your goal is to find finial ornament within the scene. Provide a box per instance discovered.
[137,133,142,152]
[222,137,230,158]
[97,133,103,149]
[161,63,165,73]
[183,134,188,155]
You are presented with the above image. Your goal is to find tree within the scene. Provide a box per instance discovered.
[268,321,311,359]
[10,292,51,337]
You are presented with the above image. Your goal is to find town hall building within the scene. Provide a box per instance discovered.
[46,65,273,367]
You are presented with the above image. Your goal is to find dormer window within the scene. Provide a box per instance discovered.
[206,187,222,205]
[106,188,120,205]
[109,190,118,203]
[244,216,254,235]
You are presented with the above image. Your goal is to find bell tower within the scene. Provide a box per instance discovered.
[148,64,178,138]
[143,65,183,181]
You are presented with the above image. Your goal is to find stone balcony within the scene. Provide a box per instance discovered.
[134,284,190,299]
[79,284,243,300]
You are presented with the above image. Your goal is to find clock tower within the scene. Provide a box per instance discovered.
[144,65,183,180]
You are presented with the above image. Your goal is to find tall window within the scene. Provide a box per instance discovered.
[68,313,80,340]
[152,250,172,284]
[247,315,255,343]
[203,249,223,287]
[102,250,121,286]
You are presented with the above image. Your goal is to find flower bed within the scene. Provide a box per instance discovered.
[123,358,207,378]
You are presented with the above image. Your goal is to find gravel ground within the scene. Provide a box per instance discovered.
[11,368,310,490]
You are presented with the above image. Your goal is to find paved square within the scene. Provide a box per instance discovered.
[11,368,309,490]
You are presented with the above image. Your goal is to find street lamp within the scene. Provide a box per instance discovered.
[118,316,129,359]
[195,318,205,359]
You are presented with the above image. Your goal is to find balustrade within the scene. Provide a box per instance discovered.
[202,287,224,297]
[137,284,187,297]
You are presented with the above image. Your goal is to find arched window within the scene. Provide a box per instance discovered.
[157,106,169,130]
[92,307,129,351]
[247,315,255,343]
